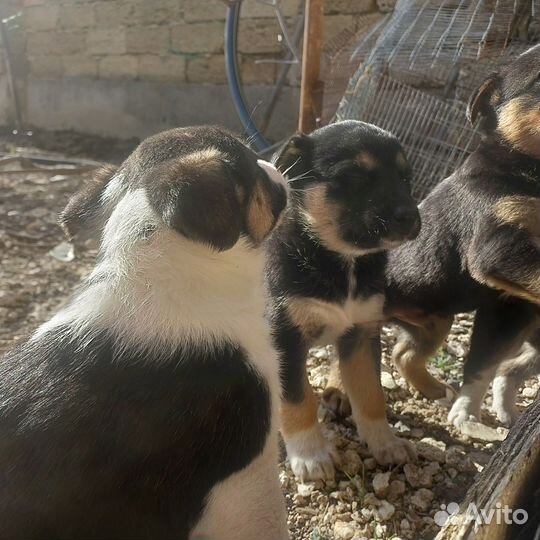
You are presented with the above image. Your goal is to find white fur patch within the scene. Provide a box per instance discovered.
[284,425,340,482]
[448,368,495,428]
[191,433,288,540]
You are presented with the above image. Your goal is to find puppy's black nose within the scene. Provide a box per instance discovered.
[393,206,421,239]
[394,206,417,225]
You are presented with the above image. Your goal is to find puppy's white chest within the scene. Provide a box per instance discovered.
[287,293,385,343]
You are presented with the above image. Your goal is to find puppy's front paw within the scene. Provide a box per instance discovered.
[284,426,341,482]
[322,387,352,418]
[448,397,480,428]
[370,435,416,466]
[493,406,519,427]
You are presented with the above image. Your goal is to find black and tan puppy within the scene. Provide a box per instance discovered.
[267,120,420,481]
[377,44,540,430]
[0,126,289,540]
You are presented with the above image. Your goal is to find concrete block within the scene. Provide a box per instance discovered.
[186,54,226,84]
[27,30,85,56]
[25,77,299,143]
[58,4,95,29]
[63,54,98,78]
[183,0,226,22]
[25,5,58,31]
[94,1,135,29]
[87,28,126,55]
[237,19,284,54]
[126,26,170,55]
[240,55,277,85]
[324,14,356,42]
[28,54,63,78]
[241,0,301,18]
[170,21,224,54]
[99,55,138,80]
[132,0,182,25]
[138,54,185,82]
[325,0,377,15]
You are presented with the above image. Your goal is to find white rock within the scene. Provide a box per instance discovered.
[375,500,395,521]
[381,371,397,390]
[523,387,537,398]
[372,472,391,497]
[400,518,411,530]
[417,437,446,462]
[297,483,315,497]
[334,521,355,540]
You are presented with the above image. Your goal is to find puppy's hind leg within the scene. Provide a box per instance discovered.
[492,328,540,426]
[449,300,539,428]
[191,436,289,540]
[392,316,455,400]
[322,359,352,419]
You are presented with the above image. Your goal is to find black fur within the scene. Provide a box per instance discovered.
[0,328,270,540]
[385,44,540,413]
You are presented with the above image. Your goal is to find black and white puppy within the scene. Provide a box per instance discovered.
[0,126,289,540]
[267,120,420,481]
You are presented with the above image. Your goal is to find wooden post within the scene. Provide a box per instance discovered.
[298,0,324,133]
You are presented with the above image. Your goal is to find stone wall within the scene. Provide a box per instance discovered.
[0,0,383,140]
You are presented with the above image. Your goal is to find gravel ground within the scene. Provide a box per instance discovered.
[1,131,539,540]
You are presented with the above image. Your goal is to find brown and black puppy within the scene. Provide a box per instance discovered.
[368,44,540,430]
[0,126,289,540]
[267,120,420,481]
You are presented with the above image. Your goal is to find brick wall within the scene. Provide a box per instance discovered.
[20,0,380,85]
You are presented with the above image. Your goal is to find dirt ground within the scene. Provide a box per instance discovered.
[1,130,538,540]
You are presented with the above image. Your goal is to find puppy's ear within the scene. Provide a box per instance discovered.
[60,165,118,239]
[274,133,312,178]
[467,74,501,126]
[148,154,242,252]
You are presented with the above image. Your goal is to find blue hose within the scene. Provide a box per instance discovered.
[224,2,271,152]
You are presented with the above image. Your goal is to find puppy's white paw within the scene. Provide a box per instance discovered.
[492,405,520,427]
[285,425,340,482]
[361,419,416,466]
[370,434,416,466]
[448,397,480,428]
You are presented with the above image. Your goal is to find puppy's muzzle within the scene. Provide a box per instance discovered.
[391,205,421,240]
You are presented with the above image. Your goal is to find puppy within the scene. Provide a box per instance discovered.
[0,126,289,540]
[379,44,540,430]
[267,120,420,481]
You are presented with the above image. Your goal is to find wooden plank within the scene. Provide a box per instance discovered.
[298,0,324,133]
[435,395,540,540]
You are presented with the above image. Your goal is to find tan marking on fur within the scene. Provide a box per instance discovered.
[497,97,540,158]
[356,151,379,170]
[482,275,540,305]
[302,185,355,254]
[246,179,275,244]
[339,331,387,421]
[494,196,540,235]
[395,151,408,171]
[280,377,319,436]
[392,316,455,399]
[286,296,325,339]
[178,148,225,166]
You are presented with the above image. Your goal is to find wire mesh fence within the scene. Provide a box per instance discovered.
[321,0,540,199]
